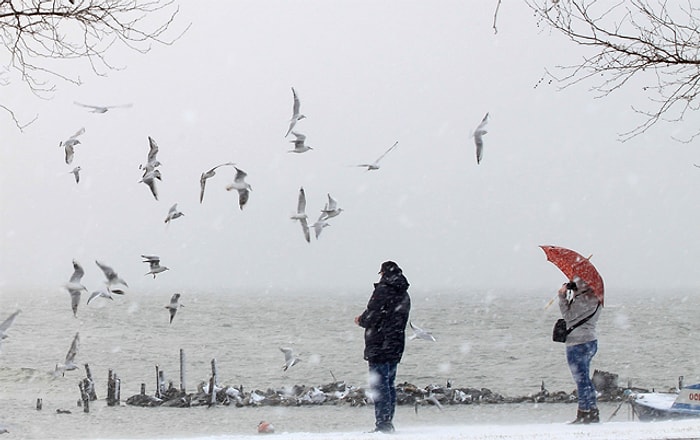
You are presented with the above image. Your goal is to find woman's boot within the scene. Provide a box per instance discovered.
[585,408,600,424]
[569,409,589,424]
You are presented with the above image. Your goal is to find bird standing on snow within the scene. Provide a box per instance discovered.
[285,87,306,137]
[472,112,489,164]
[165,293,183,324]
[225,167,252,210]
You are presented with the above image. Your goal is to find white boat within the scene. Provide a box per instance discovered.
[631,384,700,421]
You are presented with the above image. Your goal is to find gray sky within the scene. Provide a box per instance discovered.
[1,1,697,297]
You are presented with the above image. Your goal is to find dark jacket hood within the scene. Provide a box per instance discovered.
[376,271,410,293]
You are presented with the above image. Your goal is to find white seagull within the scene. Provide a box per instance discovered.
[165,293,183,324]
[86,287,124,305]
[64,260,88,317]
[142,255,169,278]
[225,167,252,210]
[199,162,236,203]
[472,112,489,164]
[290,187,310,243]
[60,127,85,165]
[139,136,162,175]
[139,168,161,201]
[95,260,128,288]
[0,310,21,352]
[320,193,343,220]
[74,101,133,113]
[54,332,80,377]
[311,213,330,239]
[288,131,313,153]
[69,166,81,183]
[285,87,306,137]
[164,203,184,224]
[409,321,437,342]
[280,347,301,371]
[356,141,399,171]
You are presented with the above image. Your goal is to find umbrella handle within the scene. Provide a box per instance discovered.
[544,295,557,310]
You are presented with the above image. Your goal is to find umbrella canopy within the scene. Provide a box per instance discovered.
[540,245,604,306]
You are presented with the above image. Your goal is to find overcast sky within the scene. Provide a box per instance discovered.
[1,1,698,297]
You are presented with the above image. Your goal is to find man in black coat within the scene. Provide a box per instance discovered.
[355,260,411,433]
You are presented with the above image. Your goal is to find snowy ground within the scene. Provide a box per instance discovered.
[103,420,700,440]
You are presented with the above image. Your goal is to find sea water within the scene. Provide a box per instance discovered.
[0,287,698,438]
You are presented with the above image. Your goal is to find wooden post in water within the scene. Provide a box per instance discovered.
[158,370,165,397]
[180,348,186,393]
[78,380,90,413]
[84,364,97,401]
[36,398,42,410]
[209,358,218,406]
[107,369,118,406]
[155,365,161,398]
[140,383,146,395]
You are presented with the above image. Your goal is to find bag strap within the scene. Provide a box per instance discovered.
[566,302,600,334]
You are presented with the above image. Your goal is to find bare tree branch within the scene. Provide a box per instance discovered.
[1,0,189,129]
[526,0,700,141]
[493,0,502,34]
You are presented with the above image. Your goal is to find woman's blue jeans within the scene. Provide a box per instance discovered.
[368,362,398,428]
[566,340,598,410]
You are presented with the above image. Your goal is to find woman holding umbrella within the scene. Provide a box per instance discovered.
[558,276,602,424]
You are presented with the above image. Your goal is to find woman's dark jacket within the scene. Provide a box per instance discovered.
[357,271,411,364]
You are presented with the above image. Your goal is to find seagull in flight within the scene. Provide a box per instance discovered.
[95,260,128,288]
[54,332,80,377]
[288,131,313,153]
[356,141,399,171]
[74,101,133,113]
[199,162,236,203]
[311,213,330,239]
[472,112,489,164]
[60,127,85,165]
[64,260,88,317]
[142,255,169,278]
[139,168,161,201]
[409,322,436,342]
[320,193,343,220]
[0,310,21,352]
[290,187,310,243]
[139,136,162,174]
[164,203,184,224]
[87,287,124,305]
[165,293,183,324]
[225,167,252,210]
[285,87,306,137]
[69,166,81,183]
[280,347,301,371]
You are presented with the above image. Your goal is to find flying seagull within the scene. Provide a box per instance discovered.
[86,287,124,305]
[95,260,128,288]
[142,255,169,278]
[69,166,81,183]
[64,260,88,317]
[225,167,252,210]
[290,187,310,243]
[165,293,183,324]
[0,310,21,352]
[285,87,306,137]
[139,168,161,201]
[199,162,236,203]
[288,131,313,153]
[356,141,399,171]
[280,347,301,371]
[139,136,162,174]
[472,112,489,164]
[409,321,437,342]
[54,332,80,377]
[320,193,343,220]
[60,127,85,165]
[73,101,133,113]
[164,203,184,224]
[311,213,330,239]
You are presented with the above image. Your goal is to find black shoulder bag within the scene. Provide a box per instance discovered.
[552,303,600,343]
